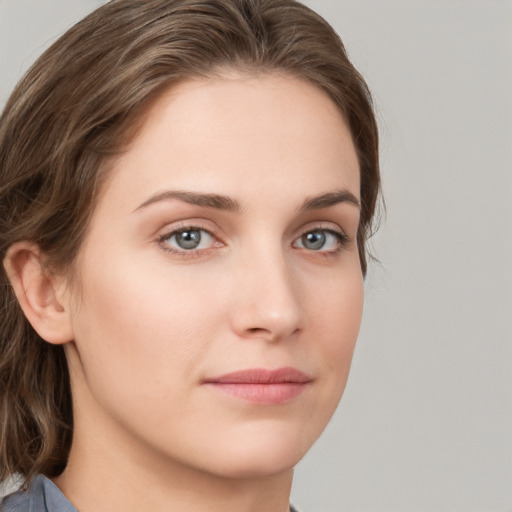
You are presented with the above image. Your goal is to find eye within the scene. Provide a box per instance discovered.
[159,227,217,252]
[293,229,346,252]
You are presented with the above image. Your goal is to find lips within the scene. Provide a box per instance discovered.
[203,367,312,404]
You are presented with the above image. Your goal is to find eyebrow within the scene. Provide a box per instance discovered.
[134,190,241,213]
[300,189,360,212]
[133,188,360,213]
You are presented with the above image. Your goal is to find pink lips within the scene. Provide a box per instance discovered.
[203,367,312,405]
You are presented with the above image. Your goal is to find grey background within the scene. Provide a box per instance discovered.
[1,1,511,511]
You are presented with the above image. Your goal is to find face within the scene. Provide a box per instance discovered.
[65,74,363,479]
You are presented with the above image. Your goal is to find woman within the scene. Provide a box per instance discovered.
[0,1,380,511]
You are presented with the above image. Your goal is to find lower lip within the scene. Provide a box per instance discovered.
[205,382,309,404]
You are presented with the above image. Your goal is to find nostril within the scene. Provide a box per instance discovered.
[242,324,301,342]
[247,327,268,335]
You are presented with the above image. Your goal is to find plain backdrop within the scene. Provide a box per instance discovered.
[1,1,511,511]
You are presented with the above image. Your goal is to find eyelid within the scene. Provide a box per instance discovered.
[156,217,224,239]
[295,221,348,240]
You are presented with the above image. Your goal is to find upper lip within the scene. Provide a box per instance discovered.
[203,367,312,384]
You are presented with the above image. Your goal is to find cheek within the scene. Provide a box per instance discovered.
[69,252,223,405]
[306,258,363,343]
[305,264,364,391]
[327,276,363,360]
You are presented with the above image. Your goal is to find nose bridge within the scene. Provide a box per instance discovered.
[230,241,303,341]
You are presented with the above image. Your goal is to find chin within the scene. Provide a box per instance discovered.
[188,419,320,480]
[207,449,302,480]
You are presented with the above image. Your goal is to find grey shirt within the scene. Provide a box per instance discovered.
[1,475,299,511]
[0,476,77,512]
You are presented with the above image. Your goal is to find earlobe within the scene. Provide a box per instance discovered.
[3,241,74,345]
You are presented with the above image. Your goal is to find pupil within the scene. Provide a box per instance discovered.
[303,231,325,250]
[177,230,201,249]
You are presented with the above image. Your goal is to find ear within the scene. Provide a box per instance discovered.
[3,241,74,345]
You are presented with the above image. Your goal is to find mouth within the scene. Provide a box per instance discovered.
[203,367,313,405]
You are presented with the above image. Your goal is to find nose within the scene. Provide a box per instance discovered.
[229,249,304,342]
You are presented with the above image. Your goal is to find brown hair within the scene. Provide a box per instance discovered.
[0,0,380,485]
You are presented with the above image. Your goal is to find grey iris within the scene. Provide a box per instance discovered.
[176,229,201,249]
[302,231,326,250]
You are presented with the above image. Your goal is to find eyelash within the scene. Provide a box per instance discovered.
[157,223,350,258]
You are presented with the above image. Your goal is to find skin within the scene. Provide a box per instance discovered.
[7,74,363,512]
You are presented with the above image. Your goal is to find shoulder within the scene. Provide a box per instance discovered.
[1,491,29,511]
[1,478,33,512]
[1,475,77,512]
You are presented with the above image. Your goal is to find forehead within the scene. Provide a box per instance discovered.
[98,73,360,214]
